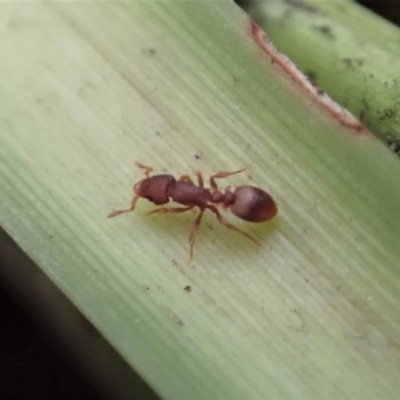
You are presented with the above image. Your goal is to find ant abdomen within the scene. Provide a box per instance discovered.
[231,186,277,222]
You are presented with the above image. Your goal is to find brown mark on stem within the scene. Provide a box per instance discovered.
[249,20,371,135]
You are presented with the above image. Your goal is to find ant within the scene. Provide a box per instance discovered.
[108,162,277,262]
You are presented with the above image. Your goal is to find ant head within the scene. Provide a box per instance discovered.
[133,175,175,205]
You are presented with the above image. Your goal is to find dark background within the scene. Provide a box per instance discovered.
[0,287,105,400]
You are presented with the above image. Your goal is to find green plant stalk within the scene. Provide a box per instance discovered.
[246,0,400,144]
[1,1,400,399]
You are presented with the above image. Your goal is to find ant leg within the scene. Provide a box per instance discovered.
[135,162,153,178]
[178,172,203,188]
[195,171,204,188]
[207,205,260,245]
[209,165,249,189]
[146,205,194,215]
[188,209,205,263]
[178,174,194,185]
[108,196,140,218]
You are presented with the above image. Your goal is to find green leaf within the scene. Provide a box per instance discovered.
[246,0,400,143]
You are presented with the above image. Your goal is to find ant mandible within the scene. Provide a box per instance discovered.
[108,162,277,262]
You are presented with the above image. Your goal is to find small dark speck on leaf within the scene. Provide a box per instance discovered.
[170,311,184,326]
[195,153,201,159]
[184,285,192,293]
[284,0,318,13]
[379,108,395,120]
[306,70,317,84]
[342,58,364,69]
[387,134,400,156]
[312,24,335,39]
[142,48,156,57]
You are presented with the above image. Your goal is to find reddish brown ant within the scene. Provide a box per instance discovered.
[108,162,277,262]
